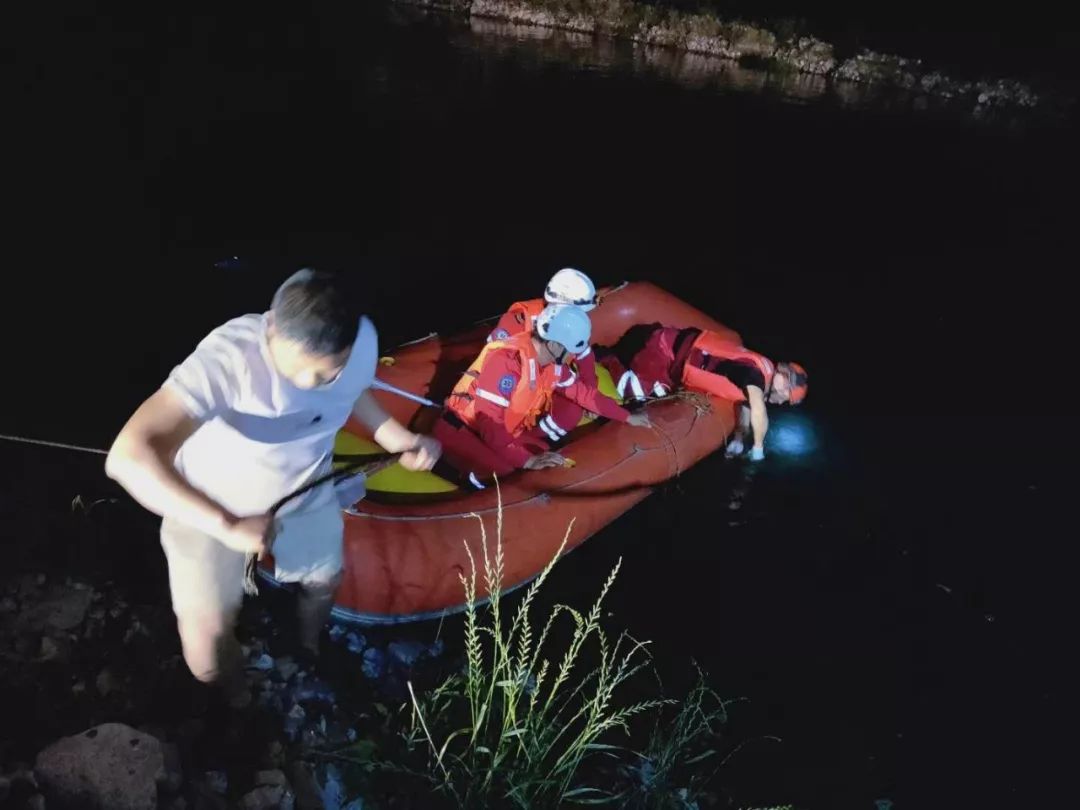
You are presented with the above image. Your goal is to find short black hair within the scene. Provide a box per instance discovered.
[270,268,359,355]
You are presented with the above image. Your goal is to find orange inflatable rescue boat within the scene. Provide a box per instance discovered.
[259,282,741,623]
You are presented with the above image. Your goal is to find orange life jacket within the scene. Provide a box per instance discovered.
[680,331,775,402]
[498,298,591,371]
[506,299,544,334]
[448,332,557,435]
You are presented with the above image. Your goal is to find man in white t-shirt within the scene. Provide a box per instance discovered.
[106,269,441,705]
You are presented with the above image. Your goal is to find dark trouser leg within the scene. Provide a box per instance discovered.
[432,415,521,488]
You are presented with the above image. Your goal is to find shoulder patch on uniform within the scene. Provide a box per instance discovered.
[498,374,517,394]
[492,328,510,340]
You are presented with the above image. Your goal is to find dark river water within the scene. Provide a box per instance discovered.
[5,3,1077,808]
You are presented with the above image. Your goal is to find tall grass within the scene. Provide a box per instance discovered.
[620,667,740,809]
[398,486,739,809]
[404,491,674,808]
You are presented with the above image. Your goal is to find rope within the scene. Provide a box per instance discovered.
[371,378,438,408]
[628,390,713,480]
[0,433,108,456]
[242,451,403,596]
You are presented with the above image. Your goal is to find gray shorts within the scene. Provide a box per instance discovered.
[160,503,345,617]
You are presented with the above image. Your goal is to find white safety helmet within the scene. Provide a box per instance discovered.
[536,304,592,355]
[544,268,597,312]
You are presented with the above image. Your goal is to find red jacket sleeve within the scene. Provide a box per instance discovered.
[557,361,630,422]
[470,348,534,468]
[573,346,598,388]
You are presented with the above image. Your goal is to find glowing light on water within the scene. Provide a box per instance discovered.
[769,413,819,456]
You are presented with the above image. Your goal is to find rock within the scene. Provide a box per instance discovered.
[20,588,93,632]
[292,677,334,705]
[160,743,183,793]
[36,573,47,586]
[204,770,228,795]
[275,657,299,683]
[972,78,1038,109]
[254,770,288,788]
[388,640,426,669]
[313,763,364,810]
[39,636,61,662]
[257,690,286,714]
[344,632,366,654]
[314,764,346,810]
[0,595,16,613]
[96,668,121,697]
[261,740,286,770]
[72,680,87,695]
[288,762,321,810]
[251,653,274,672]
[284,704,307,741]
[28,794,47,810]
[8,764,38,792]
[321,720,353,748]
[299,721,327,750]
[361,648,385,680]
[34,723,165,810]
[123,618,150,645]
[240,785,284,810]
[774,36,836,75]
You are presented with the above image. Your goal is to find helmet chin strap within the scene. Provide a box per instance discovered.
[548,340,568,365]
[531,329,559,365]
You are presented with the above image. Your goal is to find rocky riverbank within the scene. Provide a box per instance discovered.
[393,0,1071,119]
[0,565,449,810]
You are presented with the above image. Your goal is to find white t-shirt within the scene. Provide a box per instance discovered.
[164,313,378,518]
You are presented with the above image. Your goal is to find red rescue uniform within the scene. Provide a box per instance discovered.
[488,298,601,442]
[434,332,630,480]
[599,324,775,402]
[598,323,698,399]
[681,332,775,402]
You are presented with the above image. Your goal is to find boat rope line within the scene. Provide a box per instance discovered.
[0,433,108,456]
[243,450,403,596]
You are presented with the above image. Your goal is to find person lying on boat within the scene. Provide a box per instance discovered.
[434,303,651,487]
[105,269,441,707]
[487,267,601,446]
[597,323,807,461]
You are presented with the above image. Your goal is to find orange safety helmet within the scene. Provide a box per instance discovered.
[780,362,808,404]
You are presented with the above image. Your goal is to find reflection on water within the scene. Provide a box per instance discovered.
[454,14,980,116]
